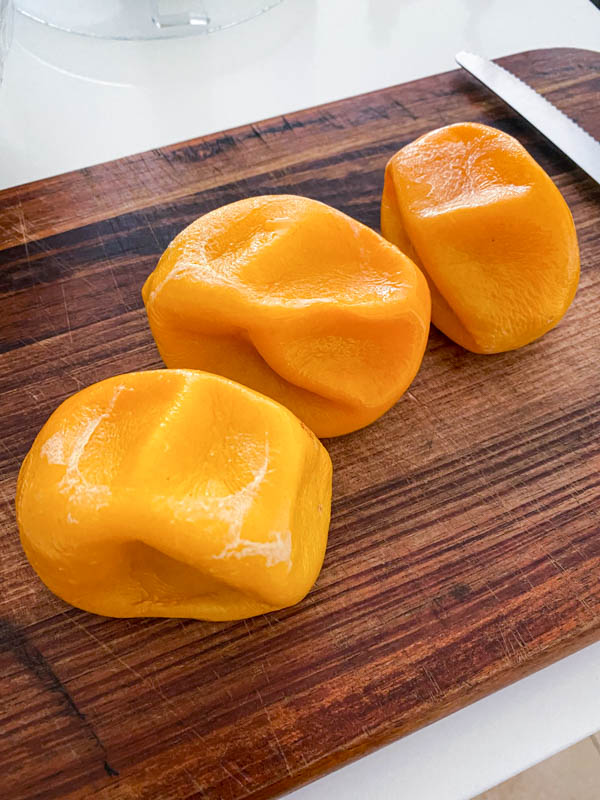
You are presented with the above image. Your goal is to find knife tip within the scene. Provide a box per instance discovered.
[455,50,474,66]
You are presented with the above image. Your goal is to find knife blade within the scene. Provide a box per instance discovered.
[455,50,600,185]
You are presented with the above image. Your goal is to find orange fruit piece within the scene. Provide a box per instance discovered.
[16,370,332,621]
[381,122,580,353]
[142,195,430,437]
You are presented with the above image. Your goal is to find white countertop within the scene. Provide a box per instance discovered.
[2,1,599,797]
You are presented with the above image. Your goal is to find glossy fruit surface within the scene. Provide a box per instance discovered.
[381,122,579,353]
[143,195,431,436]
[16,370,332,621]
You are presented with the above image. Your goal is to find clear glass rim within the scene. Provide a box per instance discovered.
[15,1,284,40]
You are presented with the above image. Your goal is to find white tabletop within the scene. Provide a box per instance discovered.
[2,1,600,797]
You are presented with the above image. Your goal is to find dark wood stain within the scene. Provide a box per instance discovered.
[0,618,119,778]
[0,48,599,800]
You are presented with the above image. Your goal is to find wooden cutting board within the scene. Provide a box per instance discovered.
[1,47,599,800]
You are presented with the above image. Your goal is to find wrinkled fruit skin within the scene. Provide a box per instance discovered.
[142,195,431,437]
[381,122,580,354]
[16,370,332,621]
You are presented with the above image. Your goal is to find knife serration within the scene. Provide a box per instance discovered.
[455,50,600,185]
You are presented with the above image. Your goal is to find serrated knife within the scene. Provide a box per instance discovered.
[455,50,600,185]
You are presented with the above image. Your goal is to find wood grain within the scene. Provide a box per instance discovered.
[1,48,599,800]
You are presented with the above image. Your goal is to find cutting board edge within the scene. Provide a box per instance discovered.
[259,622,600,800]
[1,46,597,252]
